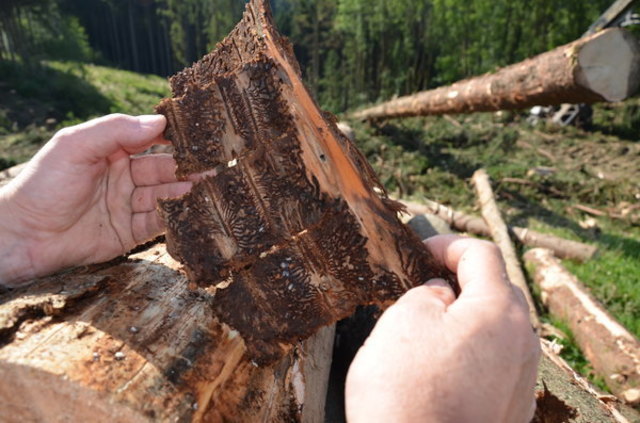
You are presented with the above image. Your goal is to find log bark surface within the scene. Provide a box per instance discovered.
[525,248,640,405]
[0,244,334,422]
[472,169,540,329]
[353,28,640,120]
[535,339,640,423]
[402,198,598,262]
[155,0,454,365]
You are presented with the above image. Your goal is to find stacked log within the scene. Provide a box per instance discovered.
[402,198,598,262]
[526,248,640,405]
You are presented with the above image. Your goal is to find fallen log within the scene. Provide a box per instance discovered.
[0,244,335,422]
[525,248,640,405]
[472,169,540,329]
[535,339,640,423]
[352,28,640,120]
[401,198,598,262]
[155,0,454,365]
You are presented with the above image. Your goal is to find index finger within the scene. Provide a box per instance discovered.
[424,235,512,298]
[130,154,179,186]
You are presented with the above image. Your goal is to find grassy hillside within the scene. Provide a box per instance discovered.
[0,61,169,166]
[1,60,638,389]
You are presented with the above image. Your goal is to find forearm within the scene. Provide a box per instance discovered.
[0,188,35,287]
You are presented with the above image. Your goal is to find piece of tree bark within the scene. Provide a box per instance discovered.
[402,198,598,262]
[472,169,540,329]
[525,248,640,405]
[535,339,640,423]
[155,0,454,365]
[0,243,335,422]
[352,28,640,120]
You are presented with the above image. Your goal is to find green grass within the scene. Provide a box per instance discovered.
[0,60,169,167]
[47,62,170,120]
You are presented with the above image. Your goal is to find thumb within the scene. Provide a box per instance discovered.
[394,278,456,312]
[58,114,167,162]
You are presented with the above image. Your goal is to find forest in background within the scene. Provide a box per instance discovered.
[0,0,614,112]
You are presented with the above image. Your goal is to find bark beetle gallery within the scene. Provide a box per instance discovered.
[156,0,456,364]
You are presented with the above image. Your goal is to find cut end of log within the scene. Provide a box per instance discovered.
[576,28,640,102]
[0,361,148,423]
[622,388,640,405]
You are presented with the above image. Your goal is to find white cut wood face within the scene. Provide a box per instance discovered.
[577,28,640,102]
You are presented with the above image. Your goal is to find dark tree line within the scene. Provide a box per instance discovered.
[62,0,177,76]
[0,0,614,112]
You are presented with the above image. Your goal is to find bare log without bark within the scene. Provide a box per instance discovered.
[155,0,454,365]
[353,28,640,120]
[525,248,640,405]
[0,244,335,422]
[535,339,640,423]
[472,169,540,329]
[402,198,598,262]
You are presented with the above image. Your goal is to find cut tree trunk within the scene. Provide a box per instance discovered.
[352,28,640,120]
[525,248,640,405]
[155,0,454,365]
[0,162,27,188]
[402,198,598,262]
[0,244,335,422]
[472,169,540,329]
[535,339,640,423]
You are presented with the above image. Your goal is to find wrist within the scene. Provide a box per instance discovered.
[0,187,36,287]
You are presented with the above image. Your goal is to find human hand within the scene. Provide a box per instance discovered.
[0,114,191,287]
[345,235,540,423]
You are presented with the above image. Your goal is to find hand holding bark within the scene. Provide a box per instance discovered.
[0,114,191,287]
[345,235,541,423]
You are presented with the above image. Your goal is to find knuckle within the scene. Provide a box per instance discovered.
[51,126,80,146]
[102,113,135,130]
[105,113,130,123]
[381,300,417,324]
[53,126,75,142]
[506,300,535,332]
[482,241,502,257]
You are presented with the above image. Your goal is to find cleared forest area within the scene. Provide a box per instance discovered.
[348,105,640,365]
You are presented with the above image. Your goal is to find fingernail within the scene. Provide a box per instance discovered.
[138,114,165,127]
[424,278,450,289]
